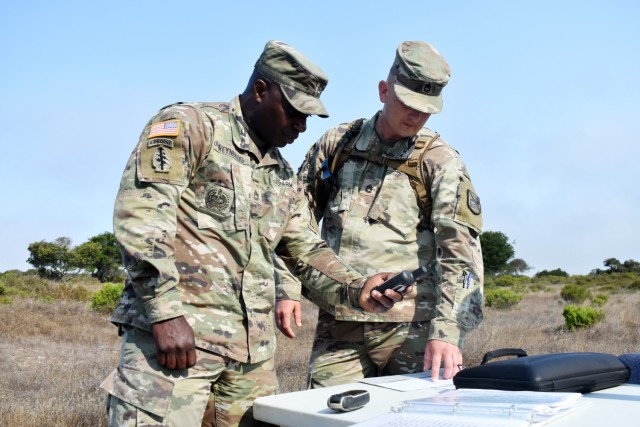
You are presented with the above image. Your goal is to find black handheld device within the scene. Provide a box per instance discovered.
[327,389,370,412]
[373,265,429,294]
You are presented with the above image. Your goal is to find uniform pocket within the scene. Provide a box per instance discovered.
[366,170,420,238]
[100,366,173,419]
[196,180,249,231]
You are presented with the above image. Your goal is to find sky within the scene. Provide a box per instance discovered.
[1,1,638,276]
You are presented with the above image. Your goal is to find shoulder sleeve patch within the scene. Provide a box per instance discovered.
[149,119,180,137]
[454,176,483,233]
[137,119,185,184]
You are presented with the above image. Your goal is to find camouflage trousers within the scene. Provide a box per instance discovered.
[100,325,277,427]
[308,309,430,388]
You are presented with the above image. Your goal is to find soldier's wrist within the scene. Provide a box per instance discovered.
[347,278,366,308]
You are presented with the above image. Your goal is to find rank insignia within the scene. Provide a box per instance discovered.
[205,187,231,214]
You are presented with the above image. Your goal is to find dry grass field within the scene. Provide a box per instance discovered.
[0,276,638,426]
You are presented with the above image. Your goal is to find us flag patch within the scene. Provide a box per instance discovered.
[149,119,180,138]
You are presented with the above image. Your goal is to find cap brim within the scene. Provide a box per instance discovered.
[394,83,442,114]
[281,85,329,118]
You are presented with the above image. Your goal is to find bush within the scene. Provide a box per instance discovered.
[485,288,522,309]
[50,283,92,301]
[560,284,591,303]
[562,304,605,330]
[528,283,550,293]
[494,275,519,287]
[591,294,608,307]
[535,268,569,278]
[90,282,124,314]
[627,280,640,291]
[0,282,5,296]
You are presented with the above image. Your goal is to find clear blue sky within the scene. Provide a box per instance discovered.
[1,1,638,275]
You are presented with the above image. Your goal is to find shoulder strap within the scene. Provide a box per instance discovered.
[336,132,440,223]
[320,118,365,185]
[393,133,439,223]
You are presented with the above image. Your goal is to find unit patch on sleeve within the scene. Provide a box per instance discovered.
[454,176,483,233]
[149,119,180,138]
[137,119,185,184]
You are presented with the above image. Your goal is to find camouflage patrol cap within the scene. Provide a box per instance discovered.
[390,41,451,114]
[255,40,329,118]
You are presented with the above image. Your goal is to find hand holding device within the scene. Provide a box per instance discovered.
[373,265,429,294]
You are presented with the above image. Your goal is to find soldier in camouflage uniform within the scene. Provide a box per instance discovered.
[100,40,400,427]
[297,41,484,387]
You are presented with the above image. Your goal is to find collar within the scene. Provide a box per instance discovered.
[228,96,283,167]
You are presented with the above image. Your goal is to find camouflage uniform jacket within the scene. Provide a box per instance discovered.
[298,113,484,347]
[111,97,366,363]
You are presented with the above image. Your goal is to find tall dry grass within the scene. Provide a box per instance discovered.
[0,280,638,425]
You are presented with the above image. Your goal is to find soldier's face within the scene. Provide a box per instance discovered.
[378,80,430,140]
[254,83,308,148]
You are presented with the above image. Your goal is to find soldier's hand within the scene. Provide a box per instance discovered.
[424,339,463,380]
[359,272,411,313]
[275,299,302,339]
[151,316,197,370]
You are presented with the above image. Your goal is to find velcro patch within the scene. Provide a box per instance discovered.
[138,121,185,184]
[455,177,483,233]
[149,120,180,138]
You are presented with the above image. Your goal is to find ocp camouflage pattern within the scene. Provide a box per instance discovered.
[297,114,484,347]
[111,96,365,364]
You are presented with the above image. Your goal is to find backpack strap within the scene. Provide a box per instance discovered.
[332,131,440,223]
[320,118,365,185]
[320,119,440,224]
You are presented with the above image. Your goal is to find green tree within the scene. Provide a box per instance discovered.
[27,237,76,280]
[74,232,123,282]
[480,231,515,276]
[592,258,640,275]
[535,268,569,278]
[506,258,531,276]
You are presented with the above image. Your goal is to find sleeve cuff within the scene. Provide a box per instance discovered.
[142,290,185,323]
[429,318,466,348]
[276,279,302,301]
[347,278,367,308]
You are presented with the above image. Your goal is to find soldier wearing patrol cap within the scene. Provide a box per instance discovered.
[295,41,485,387]
[100,40,401,427]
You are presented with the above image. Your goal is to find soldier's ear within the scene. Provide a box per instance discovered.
[253,79,270,104]
[378,80,389,103]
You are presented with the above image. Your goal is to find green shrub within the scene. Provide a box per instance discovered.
[485,288,523,309]
[560,283,591,303]
[0,282,6,296]
[562,304,605,330]
[90,282,124,314]
[529,283,550,293]
[627,280,640,290]
[591,294,608,307]
[0,272,50,298]
[50,283,92,301]
[494,275,519,287]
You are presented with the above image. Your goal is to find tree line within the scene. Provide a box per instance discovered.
[21,230,639,283]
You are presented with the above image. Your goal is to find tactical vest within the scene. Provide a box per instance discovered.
[320,119,440,224]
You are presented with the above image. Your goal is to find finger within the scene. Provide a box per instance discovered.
[157,351,167,368]
[293,305,302,328]
[430,353,442,380]
[187,348,197,368]
[280,314,295,338]
[441,356,455,380]
[165,353,177,370]
[372,291,394,309]
[176,350,187,370]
